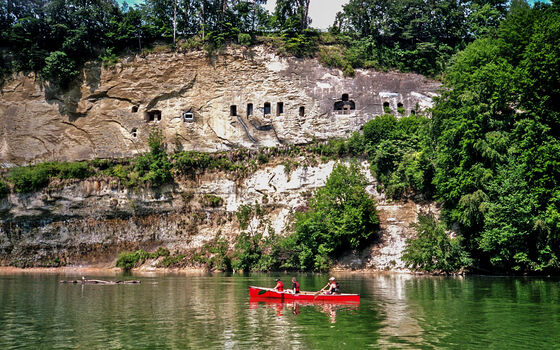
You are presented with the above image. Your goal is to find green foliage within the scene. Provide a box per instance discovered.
[201,194,224,208]
[135,128,172,186]
[289,163,379,271]
[256,152,269,164]
[236,204,254,230]
[237,33,252,46]
[116,249,150,271]
[100,48,119,68]
[158,254,186,268]
[403,214,472,273]
[230,231,284,272]
[280,29,319,58]
[115,247,171,271]
[42,51,78,87]
[430,3,560,273]
[173,151,245,175]
[8,162,92,193]
[362,114,434,199]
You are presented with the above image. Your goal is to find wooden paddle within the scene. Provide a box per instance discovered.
[313,286,326,300]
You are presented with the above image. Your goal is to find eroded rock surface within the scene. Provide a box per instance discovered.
[0,159,440,269]
[0,47,439,164]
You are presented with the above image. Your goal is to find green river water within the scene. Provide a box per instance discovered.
[0,272,559,349]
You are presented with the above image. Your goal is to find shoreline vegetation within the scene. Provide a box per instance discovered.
[1,0,559,275]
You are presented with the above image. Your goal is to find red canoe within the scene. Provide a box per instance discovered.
[249,286,360,302]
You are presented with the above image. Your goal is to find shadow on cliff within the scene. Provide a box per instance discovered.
[42,61,102,122]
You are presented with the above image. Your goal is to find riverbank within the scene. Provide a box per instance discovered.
[0,264,415,277]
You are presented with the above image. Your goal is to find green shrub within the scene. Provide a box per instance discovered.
[8,161,92,193]
[257,152,268,164]
[42,51,79,88]
[402,214,472,273]
[100,48,119,68]
[116,247,171,271]
[281,29,319,58]
[236,204,253,230]
[135,128,172,186]
[201,194,224,207]
[158,254,186,267]
[318,46,346,69]
[116,249,150,271]
[237,33,252,46]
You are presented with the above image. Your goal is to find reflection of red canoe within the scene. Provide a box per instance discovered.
[249,286,360,302]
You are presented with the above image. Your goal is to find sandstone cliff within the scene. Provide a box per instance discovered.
[0,156,438,270]
[0,46,439,165]
[0,48,442,270]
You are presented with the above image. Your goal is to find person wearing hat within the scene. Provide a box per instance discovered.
[273,278,284,292]
[321,277,339,295]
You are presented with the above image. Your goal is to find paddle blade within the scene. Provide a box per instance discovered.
[258,289,267,295]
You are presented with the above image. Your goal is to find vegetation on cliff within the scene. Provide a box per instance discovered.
[115,162,380,273]
[2,0,559,275]
[1,0,512,87]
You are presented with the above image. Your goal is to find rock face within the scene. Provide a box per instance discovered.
[0,158,438,270]
[0,46,439,165]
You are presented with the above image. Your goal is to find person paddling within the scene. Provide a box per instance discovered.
[320,277,339,295]
[291,277,300,295]
[273,278,284,292]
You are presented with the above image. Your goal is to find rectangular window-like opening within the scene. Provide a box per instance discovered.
[383,102,391,114]
[264,102,271,115]
[299,106,305,117]
[183,112,194,122]
[147,110,161,122]
[277,102,284,116]
[132,106,139,113]
[230,105,237,116]
[397,103,404,114]
[247,103,253,117]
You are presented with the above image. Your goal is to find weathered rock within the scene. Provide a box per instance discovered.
[0,159,441,270]
[0,47,439,165]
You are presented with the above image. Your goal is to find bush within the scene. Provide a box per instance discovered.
[116,249,150,271]
[318,46,346,69]
[236,204,253,230]
[402,214,472,273]
[281,29,319,58]
[135,128,172,186]
[42,51,79,88]
[201,194,224,208]
[116,247,171,271]
[158,254,186,267]
[8,161,92,193]
[237,33,252,46]
[100,48,119,68]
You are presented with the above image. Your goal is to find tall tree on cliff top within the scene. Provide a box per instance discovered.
[274,0,310,31]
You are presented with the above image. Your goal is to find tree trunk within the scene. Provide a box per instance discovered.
[173,0,177,46]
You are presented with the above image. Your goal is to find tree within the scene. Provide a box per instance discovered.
[290,163,379,270]
[274,0,310,31]
[403,214,472,273]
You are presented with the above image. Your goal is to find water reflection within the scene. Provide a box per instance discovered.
[248,298,360,322]
[0,272,559,349]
